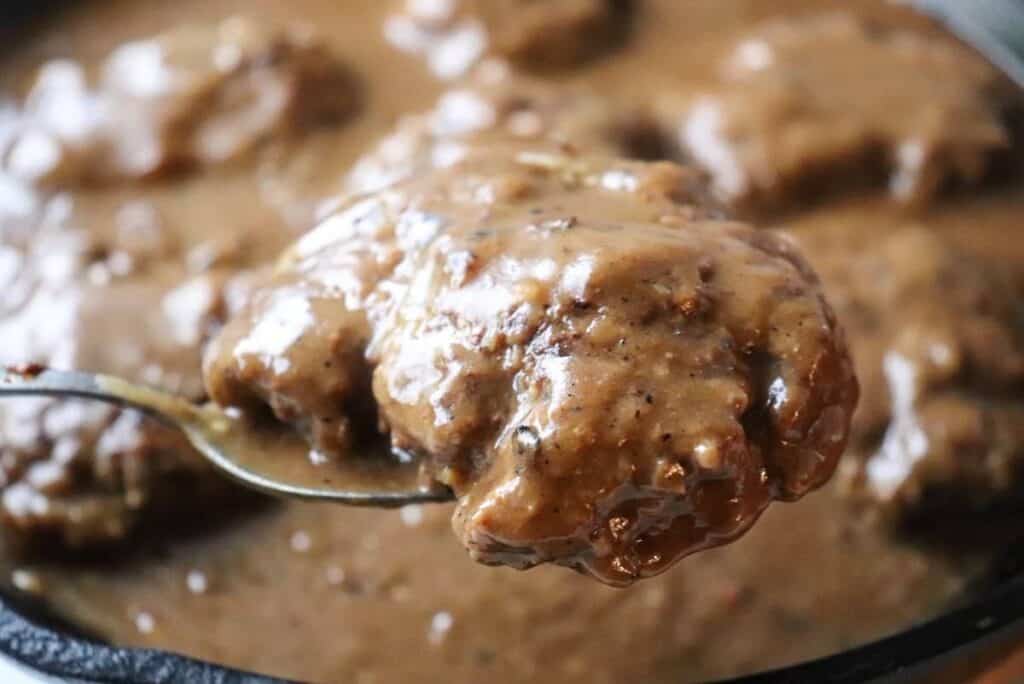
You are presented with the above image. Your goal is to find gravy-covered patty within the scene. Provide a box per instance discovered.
[796,226,1024,519]
[384,0,630,79]
[664,13,1019,211]
[204,144,858,585]
[2,17,357,185]
[263,59,659,231]
[346,61,651,196]
[0,17,338,547]
[0,188,246,547]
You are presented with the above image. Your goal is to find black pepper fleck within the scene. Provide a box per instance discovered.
[514,425,542,460]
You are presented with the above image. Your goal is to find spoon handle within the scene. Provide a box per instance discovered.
[0,367,455,506]
[0,367,183,426]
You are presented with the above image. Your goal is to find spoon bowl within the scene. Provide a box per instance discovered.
[0,367,454,507]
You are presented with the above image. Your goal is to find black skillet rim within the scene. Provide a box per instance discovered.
[2,1,1024,682]
[1,569,1023,684]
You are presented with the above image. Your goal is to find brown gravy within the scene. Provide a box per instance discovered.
[0,0,1022,682]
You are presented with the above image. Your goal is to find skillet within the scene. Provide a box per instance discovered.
[0,1,1022,681]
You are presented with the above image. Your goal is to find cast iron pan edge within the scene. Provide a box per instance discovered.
[1,569,1023,684]
[0,593,287,684]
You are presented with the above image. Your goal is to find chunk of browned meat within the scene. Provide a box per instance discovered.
[384,0,630,79]
[794,226,1024,520]
[344,62,658,196]
[0,16,355,548]
[205,144,857,585]
[266,62,665,231]
[0,47,303,546]
[0,184,261,548]
[0,399,230,549]
[1,16,358,185]
[663,13,1019,211]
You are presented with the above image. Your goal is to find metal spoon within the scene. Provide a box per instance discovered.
[0,367,453,507]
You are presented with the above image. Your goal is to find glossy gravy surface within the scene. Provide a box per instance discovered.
[0,1,1022,682]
